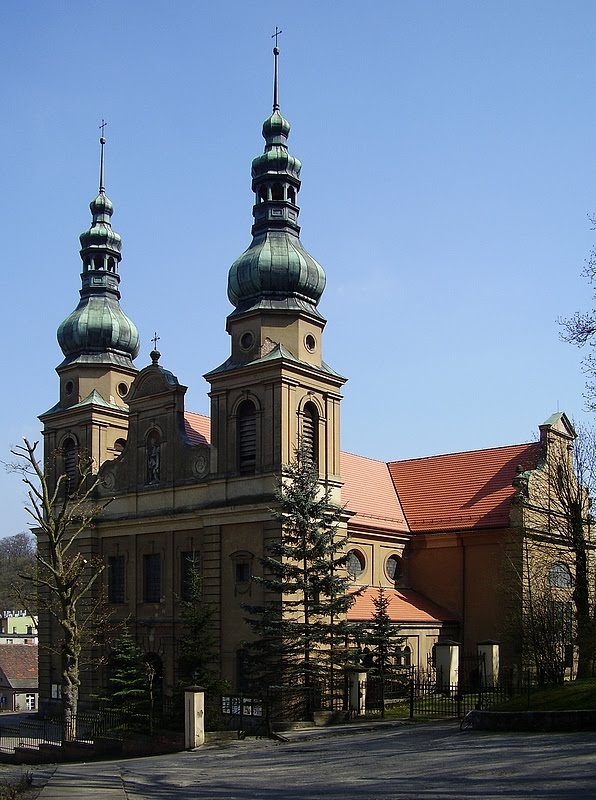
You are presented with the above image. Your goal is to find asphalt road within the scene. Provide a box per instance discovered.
[20,720,596,799]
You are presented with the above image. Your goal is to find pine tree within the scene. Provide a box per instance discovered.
[244,445,360,719]
[361,586,403,717]
[177,556,225,694]
[102,628,153,716]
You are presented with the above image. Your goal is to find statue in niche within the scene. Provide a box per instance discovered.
[147,434,160,483]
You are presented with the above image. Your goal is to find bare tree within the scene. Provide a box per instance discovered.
[0,532,36,611]
[560,214,596,409]
[8,439,110,739]
[517,424,596,679]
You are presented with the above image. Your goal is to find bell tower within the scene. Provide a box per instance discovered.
[205,43,345,496]
[40,128,140,475]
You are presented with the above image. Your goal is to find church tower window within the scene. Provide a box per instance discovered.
[238,401,257,474]
[62,437,78,487]
[302,402,318,466]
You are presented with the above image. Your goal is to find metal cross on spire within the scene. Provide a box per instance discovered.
[99,119,107,193]
[271,27,283,112]
[151,332,160,350]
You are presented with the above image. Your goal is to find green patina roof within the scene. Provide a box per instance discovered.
[204,342,344,380]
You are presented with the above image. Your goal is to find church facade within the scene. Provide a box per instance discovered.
[37,50,580,710]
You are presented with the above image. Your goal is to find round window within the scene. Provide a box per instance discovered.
[304,334,316,353]
[240,331,255,351]
[347,549,365,580]
[65,381,74,396]
[117,382,128,398]
[386,554,402,584]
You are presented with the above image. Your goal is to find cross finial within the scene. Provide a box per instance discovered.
[151,332,160,350]
[271,26,282,48]
[98,119,107,194]
[271,28,282,112]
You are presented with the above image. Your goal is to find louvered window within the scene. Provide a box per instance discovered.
[238,401,256,474]
[302,403,318,466]
[63,438,77,487]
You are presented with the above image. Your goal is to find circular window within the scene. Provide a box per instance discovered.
[347,549,365,580]
[65,381,74,396]
[386,554,402,584]
[304,334,316,353]
[240,331,255,351]
[117,382,129,398]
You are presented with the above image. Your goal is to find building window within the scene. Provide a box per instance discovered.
[238,400,257,474]
[302,402,319,466]
[231,551,253,595]
[62,437,78,486]
[180,551,200,601]
[347,549,365,580]
[548,562,573,588]
[143,553,161,603]
[386,554,402,586]
[108,555,125,604]
[26,694,36,711]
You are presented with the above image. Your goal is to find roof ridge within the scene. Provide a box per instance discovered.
[341,450,390,465]
[389,440,538,465]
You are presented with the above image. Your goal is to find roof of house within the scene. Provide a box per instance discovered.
[388,442,541,532]
[348,587,458,624]
[0,645,38,689]
[341,452,409,534]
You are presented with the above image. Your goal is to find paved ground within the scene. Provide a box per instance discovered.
[4,720,596,799]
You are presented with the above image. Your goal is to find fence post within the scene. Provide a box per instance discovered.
[184,685,206,750]
[409,679,414,720]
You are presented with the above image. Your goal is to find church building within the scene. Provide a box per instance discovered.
[37,47,579,710]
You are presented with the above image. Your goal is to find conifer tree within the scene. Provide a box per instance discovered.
[361,586,403,717]
[103,628,154,722]
[244,445,360,719]
[177,557,225,694]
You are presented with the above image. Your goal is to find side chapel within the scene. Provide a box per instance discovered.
[37,46,579,710]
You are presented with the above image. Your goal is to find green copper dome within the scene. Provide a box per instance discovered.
[57,135,139,367]
[227,52,326,318]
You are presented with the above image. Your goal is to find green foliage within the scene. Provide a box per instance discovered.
[361,586,403,678]
[102,628,154,713]
[244,445,360,717]
[177,558,226,694]
[0,533,36,612]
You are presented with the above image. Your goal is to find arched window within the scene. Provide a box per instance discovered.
[347,549,365,580]
[107,257,115,272]
[237,401,256,474]
[287,186,296,204]
[258,186,267,203]
[271,182,284,201]
[386,554,403,586]
[302,402,319,466]
[62,437,78,487]
[548,562,573,588]
[146,431,161,483]
[114,438,126,455]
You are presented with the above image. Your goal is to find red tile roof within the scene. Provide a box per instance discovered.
[341,452,409,534]
[183,412,210,446]
[388,442,541,532]
[0,645,38,688]
[348,587,457,624]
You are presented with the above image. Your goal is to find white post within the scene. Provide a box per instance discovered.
[348,670,367,716]
[477,641,500,687]
[185,685,205,749]
[434,641,459,690]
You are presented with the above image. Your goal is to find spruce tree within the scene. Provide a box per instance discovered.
[244,445,360,719]
[177,557,224,694]
[361,586,403,717]
[103,628,152,717]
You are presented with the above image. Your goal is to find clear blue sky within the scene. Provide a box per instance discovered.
[2,0,595,536]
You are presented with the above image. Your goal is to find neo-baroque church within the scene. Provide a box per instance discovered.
[38,48,577,711]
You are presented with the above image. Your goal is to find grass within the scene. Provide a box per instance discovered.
[0,772,35,800]
[492,679,596,712]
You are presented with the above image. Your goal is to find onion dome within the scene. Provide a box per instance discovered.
[227,45,326,318]
[57,131,140,368]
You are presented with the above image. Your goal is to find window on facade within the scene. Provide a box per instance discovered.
[302,403,318,466]
[180,551,200,601]
[238,401,257,474]
[287,186,296,204]
[386,554,402,586]
[396,645,411,668]
[548,561,573,588]
[108,555,125,604]
[26,694,36,711]
[143,553,161,603]
[62,437,77,486]
[347,549,365,580]
[271,182,284,201]
[235,561,251,583]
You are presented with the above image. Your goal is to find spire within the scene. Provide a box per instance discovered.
[227,37,326,319]
[57,127,140,368]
